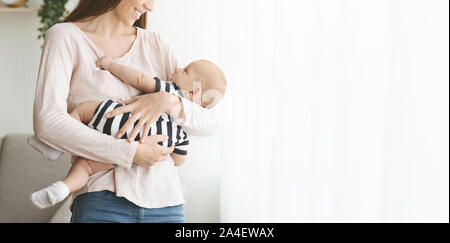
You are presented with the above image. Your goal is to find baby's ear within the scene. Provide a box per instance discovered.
[202,89,224,109]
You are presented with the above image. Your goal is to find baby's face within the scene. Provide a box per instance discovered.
[171,60,226,108]
[170,67,196,101]
[171,68,191,89]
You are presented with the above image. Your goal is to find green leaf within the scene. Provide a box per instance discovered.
[38,0,70,44]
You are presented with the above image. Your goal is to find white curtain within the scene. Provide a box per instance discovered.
[215,0,449,222]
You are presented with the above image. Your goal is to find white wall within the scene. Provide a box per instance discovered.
[0,0,221,222]
[0,0,78,137]
[0,0,42,137]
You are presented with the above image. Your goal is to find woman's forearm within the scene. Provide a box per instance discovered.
[34,110,137,169]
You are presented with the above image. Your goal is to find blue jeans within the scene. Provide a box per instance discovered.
[70,190,185,223]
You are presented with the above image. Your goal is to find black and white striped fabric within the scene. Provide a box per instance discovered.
[154,77,184,97]
[87,77,189,156]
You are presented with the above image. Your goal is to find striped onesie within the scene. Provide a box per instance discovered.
[87,78,189,156]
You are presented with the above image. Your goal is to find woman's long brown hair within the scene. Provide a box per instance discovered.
[64,0,147,29]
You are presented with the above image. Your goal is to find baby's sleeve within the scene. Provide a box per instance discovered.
[173,127,189,156]
[154,77,184,98]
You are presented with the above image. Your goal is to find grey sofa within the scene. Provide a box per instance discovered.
[0,134,72,223]
[0,134,208,223]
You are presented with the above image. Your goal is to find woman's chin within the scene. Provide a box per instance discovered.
[120,15,138,27]
[121,18,136,27]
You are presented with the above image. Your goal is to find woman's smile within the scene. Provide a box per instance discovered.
[134,8,145,20]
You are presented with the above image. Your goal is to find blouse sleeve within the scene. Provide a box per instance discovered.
[158,34,218,137]
[33,24,137,169]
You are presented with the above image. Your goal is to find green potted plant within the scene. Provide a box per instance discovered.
[37,0,69,40]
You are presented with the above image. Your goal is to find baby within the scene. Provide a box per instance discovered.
[29,57,227,209]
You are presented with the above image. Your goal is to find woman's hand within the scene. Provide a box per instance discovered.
[133,135,175,168]
[106,92,182,143]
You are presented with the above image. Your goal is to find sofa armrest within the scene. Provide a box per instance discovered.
[48,196,72,223]
[0,136,5,162]
[0,134,72,223]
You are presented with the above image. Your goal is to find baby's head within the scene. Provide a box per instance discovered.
[171,60,227,109]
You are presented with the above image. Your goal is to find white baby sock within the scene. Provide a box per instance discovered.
[27,136,64,161]
[29,181,70,209]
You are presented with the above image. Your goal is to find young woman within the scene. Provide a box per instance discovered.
[33,0,217,223]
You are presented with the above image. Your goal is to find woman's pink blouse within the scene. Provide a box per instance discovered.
[33,23,217,208]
